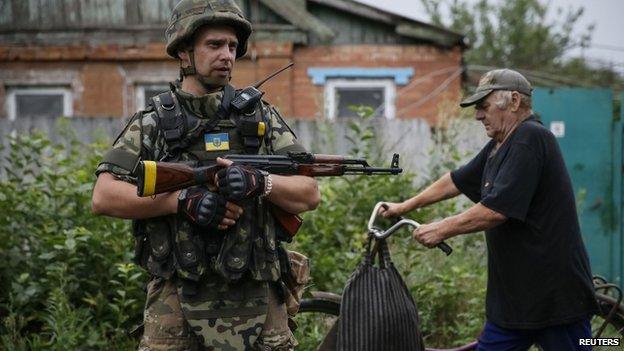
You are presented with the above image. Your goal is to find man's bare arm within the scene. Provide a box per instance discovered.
[91,172,179,219]
[412,203,507,247]
[92,172,242,229]
[382,172,461,217]
[266,174,320,214]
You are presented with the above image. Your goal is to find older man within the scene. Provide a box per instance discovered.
[381,69,598,350]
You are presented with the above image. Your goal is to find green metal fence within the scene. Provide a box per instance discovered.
[533,88,621,285]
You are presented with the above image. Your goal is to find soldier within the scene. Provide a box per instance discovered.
[91,0,320,350]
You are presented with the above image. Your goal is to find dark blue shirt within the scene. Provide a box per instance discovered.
[451,116,598,329]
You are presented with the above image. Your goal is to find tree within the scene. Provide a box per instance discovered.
[422,0,622,90]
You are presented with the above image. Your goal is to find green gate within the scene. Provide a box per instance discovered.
[532,88,621,285]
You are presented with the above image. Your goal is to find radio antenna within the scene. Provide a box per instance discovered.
[253,62,294,88]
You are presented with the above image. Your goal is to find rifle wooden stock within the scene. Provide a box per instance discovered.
[270,205,303,237]
[137,161,219,197]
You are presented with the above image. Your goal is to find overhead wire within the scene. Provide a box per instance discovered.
[396,68,463,115]
[367,66,461,118]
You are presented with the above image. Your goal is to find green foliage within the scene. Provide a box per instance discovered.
[1,114,486,349]
[425,0,588,70]
[422,0,623,90]
[293,107,487,349]
[0,120,143,350]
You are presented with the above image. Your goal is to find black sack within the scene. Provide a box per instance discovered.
[337,238,425,351]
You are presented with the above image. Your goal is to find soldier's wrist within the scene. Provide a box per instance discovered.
[173,190,183,214]
[260,173,273,198]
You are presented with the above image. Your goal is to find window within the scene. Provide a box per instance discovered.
[307,67,413,120]
[6,87,72,120]
[325,79,396,120]
[136,84,169,109]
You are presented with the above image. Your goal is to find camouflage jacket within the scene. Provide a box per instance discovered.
[96,84,305,284]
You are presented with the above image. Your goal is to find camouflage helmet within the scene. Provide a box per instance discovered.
[165,0,252,59]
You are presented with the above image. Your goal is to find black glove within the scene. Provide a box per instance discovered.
[178,187,227,227]
[216,165,266,201]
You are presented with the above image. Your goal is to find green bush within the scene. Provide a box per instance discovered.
[0,114,486,350]
[0,121,144,350]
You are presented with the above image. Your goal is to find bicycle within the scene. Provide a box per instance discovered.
[294,202,624,351]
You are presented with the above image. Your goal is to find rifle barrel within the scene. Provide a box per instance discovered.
[343,166,403,175]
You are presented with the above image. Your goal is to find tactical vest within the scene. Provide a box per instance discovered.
[132,84,284,291]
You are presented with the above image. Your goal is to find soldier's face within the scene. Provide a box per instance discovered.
[189,26,238,88]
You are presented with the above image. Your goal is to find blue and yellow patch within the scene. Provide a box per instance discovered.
[205,133,230,151]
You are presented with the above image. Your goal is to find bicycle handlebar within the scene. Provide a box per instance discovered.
[368,202,452,256]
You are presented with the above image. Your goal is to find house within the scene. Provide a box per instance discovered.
[0,0,465,125]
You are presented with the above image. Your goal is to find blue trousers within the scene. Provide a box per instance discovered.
[477,319,592,351]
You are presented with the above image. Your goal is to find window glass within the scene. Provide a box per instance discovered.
[336,87,385,118]
[325,79,395,120]
[136,84,168,109]
[15,94,64,118]
[6,87,72,120]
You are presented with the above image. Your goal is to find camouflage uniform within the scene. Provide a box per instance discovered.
[97,87,305,350]
[95,1,311,348]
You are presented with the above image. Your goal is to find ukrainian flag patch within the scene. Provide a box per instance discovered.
[205,133,230,151]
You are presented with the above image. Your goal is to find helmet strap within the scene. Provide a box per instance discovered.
[180,49,197,80]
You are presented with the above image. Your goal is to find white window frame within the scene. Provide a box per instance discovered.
[6,87,72,121]
[136,83,169,110]
[325,78,396,120]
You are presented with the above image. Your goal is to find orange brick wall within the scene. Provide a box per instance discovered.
[0,41,462,125]
[81,63,124,117]
[291,45,463,124]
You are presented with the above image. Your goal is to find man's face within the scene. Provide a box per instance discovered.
[474,92,511,142]
[188,25,238,88]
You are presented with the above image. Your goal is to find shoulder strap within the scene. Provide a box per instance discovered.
[150,91,186,159]
[236,98,269,155]
[216,84,236,122]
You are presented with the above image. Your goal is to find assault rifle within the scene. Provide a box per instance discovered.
[136,152,403,236]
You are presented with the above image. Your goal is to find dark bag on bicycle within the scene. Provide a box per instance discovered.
[337,238,425,351]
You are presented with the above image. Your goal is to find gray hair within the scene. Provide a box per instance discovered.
[492,90,532,111]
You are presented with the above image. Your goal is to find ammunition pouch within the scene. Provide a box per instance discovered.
[132,218,175,280]
[214,199,281,283]
[282,250,310,317]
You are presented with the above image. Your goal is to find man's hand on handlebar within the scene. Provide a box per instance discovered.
[412,220,448,248]
[378,201,407,218]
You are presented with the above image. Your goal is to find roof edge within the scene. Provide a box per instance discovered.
[259,0,335,42]
[308,0,466,47]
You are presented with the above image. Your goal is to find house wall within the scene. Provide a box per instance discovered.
[0,42,294,118]
[0,0,463,125]
[0,39,461,124]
